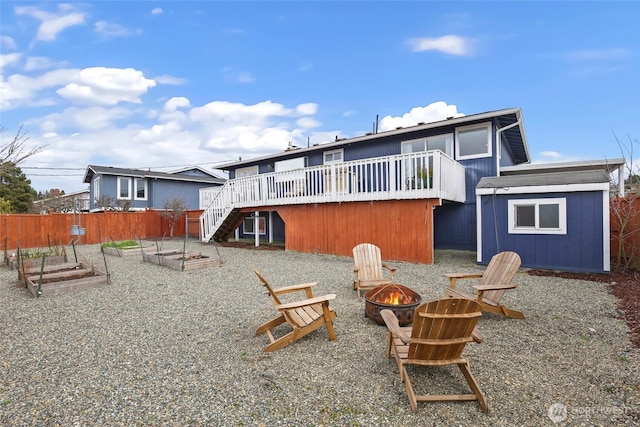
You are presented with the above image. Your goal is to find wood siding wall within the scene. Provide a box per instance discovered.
[257,199,440,264]
[1,210,203,251]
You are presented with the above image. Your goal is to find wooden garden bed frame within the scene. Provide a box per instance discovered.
[24,261,110,297]
[143,249,222,271]
[102,244,155,257]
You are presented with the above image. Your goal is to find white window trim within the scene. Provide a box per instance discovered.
[508,198,567,235]
[323,149,344,164]
[243,215,266,235]
[401,134,453,157]
[236,165,259,178]
[117,176,132,200]
[134,178,148,201]
[455,122,492,160]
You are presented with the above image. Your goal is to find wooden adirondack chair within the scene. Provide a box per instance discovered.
[381,298,488,413]
[253,269,337,352]
[444,251,524,319]
[351,243,397,299]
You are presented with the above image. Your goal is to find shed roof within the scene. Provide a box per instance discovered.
[477,170,611,189]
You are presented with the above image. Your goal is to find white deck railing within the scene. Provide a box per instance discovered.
[199,150,465,242]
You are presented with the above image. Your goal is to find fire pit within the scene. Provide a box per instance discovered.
[364,284,422,326]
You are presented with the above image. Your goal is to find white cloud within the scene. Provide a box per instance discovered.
[94,21,140,38]
[0,53,23,70]
[24,56,65,71]
[154,74,187,85]
[0,36,17,50]
[539,151,562,159]
[39,106,133,131]
[164,97,191,112]
[15,4,86,42]
[151,8,163,15]
[296,117,320,129]
[296,103,318,115]
[56,67,157,105]
[407,35,475,56]
[378,101,464,131]
[221,67,255,84]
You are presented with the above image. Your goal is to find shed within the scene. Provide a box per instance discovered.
[476,170,611,273]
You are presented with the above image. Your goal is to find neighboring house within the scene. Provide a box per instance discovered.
[83,165,226,211]
[199,107,624,273]
[33,189,90,213]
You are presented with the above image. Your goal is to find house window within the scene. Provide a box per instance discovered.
[401,134,452,156]
[508,198,567,234]
[456,123,491,160]
[323,149,343,164]
[117,177,131,199]
[235,166,259,178]
[134,178,147,200]
[93,176,101,201]
[243,215,266,235]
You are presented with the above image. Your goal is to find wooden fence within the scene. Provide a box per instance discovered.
[610,196,640,268]
[1,210,204,251]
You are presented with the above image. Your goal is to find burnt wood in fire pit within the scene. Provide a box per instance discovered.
[364,284,422,326]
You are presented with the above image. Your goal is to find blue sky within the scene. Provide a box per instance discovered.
[1,1,638,193]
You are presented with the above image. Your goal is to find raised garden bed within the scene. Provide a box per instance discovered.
[24,262,110,297]
[9,246,69,274]
[101,241,155,257]
[143,249,222,271]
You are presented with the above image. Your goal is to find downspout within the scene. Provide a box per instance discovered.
[495,120,521,176]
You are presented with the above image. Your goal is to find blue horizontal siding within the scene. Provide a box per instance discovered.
[480,191,605,273]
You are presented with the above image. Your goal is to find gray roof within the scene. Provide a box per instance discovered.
[501,158,625,175]
[83,165,226,185]
[477,170,611,189]
[217,107,529,169]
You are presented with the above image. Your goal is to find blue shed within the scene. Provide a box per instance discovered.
[476,170,611,273]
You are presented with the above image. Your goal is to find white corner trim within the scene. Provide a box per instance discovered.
[476,194,482,263]
[603,190,610,272]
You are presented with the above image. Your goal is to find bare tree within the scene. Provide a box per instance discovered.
[161,197,187,238]
[1,125,47,166]
[610,133,640,271]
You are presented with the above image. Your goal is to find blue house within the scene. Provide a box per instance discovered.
[83,165,226,211]
[200,107,624,272]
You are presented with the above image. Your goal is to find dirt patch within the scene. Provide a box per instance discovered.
[217,241,284,251]
[528,268,640,348]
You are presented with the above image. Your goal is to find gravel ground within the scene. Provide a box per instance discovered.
[1,242,639,426]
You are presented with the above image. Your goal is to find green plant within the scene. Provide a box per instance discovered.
[101,240,140,249]
[19,247,61,259]
[416,166,432,179]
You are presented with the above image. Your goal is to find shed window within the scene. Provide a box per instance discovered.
[243,214,266,235]
[456,123,491,160]
[508,198,566,234]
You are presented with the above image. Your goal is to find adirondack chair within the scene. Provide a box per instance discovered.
[380,298,488,413]
[253,268,337,352]
[444,251,524,319]
[351,243,397,299]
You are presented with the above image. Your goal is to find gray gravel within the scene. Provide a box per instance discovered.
[1,242,639,426]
